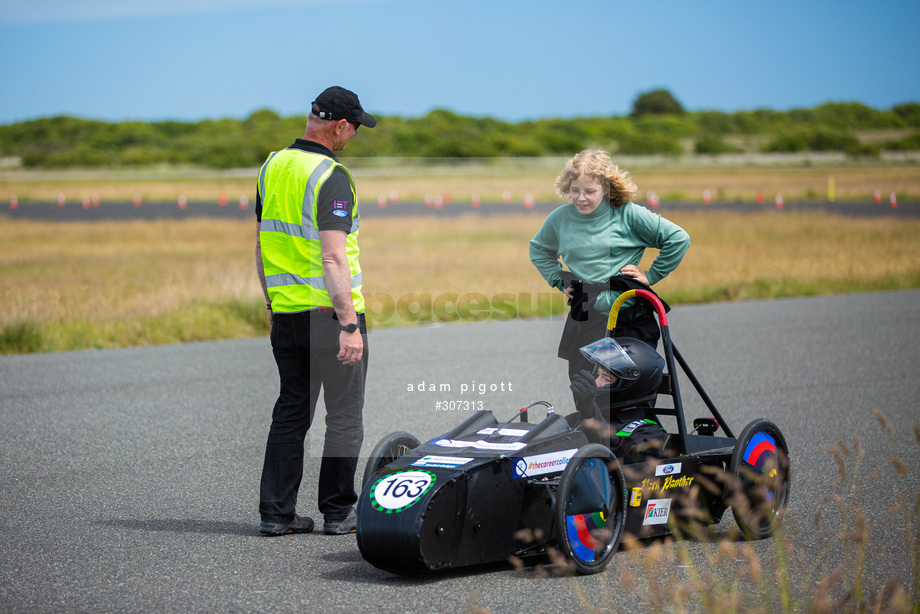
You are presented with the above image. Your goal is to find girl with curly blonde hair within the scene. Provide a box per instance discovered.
[529,149,690,381]
[554,149,638,208]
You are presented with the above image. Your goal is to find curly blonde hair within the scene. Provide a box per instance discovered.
[554,149,638,208]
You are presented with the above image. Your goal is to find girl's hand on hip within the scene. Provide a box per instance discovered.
[620,265,649,287]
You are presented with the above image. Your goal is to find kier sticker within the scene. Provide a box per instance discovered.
[643,498,672,525]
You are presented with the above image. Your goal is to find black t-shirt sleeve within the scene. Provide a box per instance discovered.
[315,167,355,232]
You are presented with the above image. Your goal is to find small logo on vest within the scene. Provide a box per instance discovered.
[333,200,349,217]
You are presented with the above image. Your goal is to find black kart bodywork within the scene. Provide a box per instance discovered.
[357,290,791,575]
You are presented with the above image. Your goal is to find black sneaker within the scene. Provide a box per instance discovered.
[323,508,357,535]
[259,514,314,536]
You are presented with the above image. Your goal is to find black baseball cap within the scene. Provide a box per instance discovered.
[312,86,377,128]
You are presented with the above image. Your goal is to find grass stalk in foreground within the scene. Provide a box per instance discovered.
[502,411,918,614]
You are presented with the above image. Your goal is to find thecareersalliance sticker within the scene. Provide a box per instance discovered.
[512,449,579,478]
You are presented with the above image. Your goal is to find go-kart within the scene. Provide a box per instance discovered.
[356,289,790,575]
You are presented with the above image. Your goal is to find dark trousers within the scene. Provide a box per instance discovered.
[259,310,367,522]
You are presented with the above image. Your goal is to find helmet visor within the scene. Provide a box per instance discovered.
[579,338,641,381]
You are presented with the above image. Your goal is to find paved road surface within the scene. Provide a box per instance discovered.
[2,291,919,612]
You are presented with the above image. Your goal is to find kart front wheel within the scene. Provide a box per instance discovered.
[362,431,420,486]
[727,419,791,539]
[555,444,627,575]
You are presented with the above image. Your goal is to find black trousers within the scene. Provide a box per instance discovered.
[259,310,367,523]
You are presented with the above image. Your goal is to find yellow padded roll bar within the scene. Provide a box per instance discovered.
[606,289,638,333]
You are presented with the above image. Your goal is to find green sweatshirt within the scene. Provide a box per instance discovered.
[528,201,690,315]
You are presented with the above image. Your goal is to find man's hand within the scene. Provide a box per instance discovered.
[337,328,363,365]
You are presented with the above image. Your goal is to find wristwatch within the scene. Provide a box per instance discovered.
[340,323,359,333]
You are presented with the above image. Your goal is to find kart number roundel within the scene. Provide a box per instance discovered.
[370,470,436,514]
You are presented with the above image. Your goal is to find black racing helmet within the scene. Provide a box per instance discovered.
[579,336,665,406]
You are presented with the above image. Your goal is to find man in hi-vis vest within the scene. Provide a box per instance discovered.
[256,86,376,536]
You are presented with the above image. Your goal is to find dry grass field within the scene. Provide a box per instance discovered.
[2,159,919,353]
[2,206,919,353]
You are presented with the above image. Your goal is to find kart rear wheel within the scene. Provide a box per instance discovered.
[555,444,627,575]
[728,419,790,540]
[362,431,420,486]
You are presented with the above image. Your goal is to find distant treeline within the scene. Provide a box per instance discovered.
[2,96,919,169]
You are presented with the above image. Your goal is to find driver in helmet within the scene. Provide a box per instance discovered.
[570,336,668,463]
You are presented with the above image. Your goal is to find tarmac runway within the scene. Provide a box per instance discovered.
[2,198,918,221]
[2,291,919,612]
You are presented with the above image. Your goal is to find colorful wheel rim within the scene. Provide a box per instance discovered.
[564,458,617,563]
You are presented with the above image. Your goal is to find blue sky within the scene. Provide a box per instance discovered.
[0,0,918,125]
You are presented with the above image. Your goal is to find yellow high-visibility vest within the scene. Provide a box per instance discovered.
[258,148,363,313]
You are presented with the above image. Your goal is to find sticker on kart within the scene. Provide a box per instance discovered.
[433,438,526,451]
[655,462,682,477]
[369,470,436,514]
[512,448,579,478]
[643,498,672,526]
[411,455,473,469]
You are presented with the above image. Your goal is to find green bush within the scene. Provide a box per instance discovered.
[617,131,683,156]
[634,114,697,138]
[813,102,904,129]
[763,130,809,153]
[892,103,920,128]
[845,142,880,157]
[631,89,684,117]
[532,119,588,154]
[730,108,786,135]
[695,111,737,135]
[1,98,918,168]
[808,127,861,151]
[695,133,743,155]
[763,127,860,153]
[0,319,43,354]
[883,132,920,151]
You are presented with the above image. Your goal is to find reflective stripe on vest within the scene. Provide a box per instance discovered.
[264,271,363,290]
[258,148,363,313]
